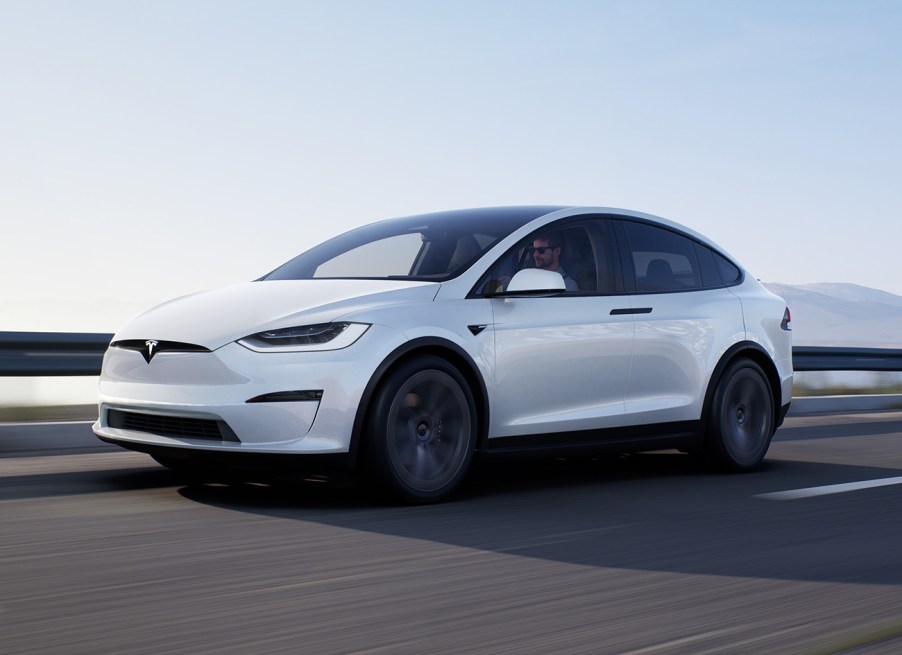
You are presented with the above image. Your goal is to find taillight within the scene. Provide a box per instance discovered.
[781,307,792,331]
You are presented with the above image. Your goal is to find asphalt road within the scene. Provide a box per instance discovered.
[3,413,902,654]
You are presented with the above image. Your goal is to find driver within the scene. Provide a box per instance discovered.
[531,232,579,291]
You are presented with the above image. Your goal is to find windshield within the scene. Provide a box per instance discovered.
[262,207,564,282]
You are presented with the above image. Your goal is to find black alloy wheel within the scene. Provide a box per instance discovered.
[366,355,477,503]
[705,358,775,470]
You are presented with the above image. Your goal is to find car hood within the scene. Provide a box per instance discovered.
[113,280,439,349]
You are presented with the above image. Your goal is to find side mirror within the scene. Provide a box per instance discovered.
[496,269,566,297]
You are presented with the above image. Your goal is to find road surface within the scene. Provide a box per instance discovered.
[2,413,902,654]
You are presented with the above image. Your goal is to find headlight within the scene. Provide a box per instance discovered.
[237,322,370,352]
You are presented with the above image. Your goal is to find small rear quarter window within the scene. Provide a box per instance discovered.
[714,252,741,284]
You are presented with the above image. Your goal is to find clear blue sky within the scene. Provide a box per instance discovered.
[2,0,901,332]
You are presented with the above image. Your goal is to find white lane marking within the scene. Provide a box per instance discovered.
[617,628,739,655]
[756,476,902,500]
[0,420,95,427]
[0,452,153,477]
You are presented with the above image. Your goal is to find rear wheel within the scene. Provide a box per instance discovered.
[365,356,477,503]
[704,358,775,470]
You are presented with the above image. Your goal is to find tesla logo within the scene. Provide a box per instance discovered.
[143,340,159,363]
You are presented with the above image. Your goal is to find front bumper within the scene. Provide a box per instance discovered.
[93,327,402,455]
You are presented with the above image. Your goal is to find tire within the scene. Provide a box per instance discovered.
[365,356,477,503]
[703,358,775,470]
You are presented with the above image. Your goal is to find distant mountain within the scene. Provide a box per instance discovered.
[791,283,902,308]
[763,282,902,348]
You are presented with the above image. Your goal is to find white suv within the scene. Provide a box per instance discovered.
[94,206,793,502]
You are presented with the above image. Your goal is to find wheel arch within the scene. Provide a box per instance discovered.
[348,337,490,467]
[702,341,784,431]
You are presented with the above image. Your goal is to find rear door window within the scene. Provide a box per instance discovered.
[620,222,702,292]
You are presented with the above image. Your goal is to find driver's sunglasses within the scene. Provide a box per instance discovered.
[530,246,556,254]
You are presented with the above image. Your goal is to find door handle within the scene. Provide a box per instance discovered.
[610,308,653,315]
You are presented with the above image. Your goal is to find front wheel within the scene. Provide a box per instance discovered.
[703,358,775,470]
[365,356,477,503]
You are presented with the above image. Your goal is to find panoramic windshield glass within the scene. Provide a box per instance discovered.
[263,207,563,282]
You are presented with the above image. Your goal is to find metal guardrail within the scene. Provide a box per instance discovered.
[792,346,902,372]
[0,332,113,376]
[2,332,902,376]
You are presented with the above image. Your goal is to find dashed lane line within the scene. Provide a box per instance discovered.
[756,476,902,500]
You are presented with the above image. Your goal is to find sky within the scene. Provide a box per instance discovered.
[2,0,901,336]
